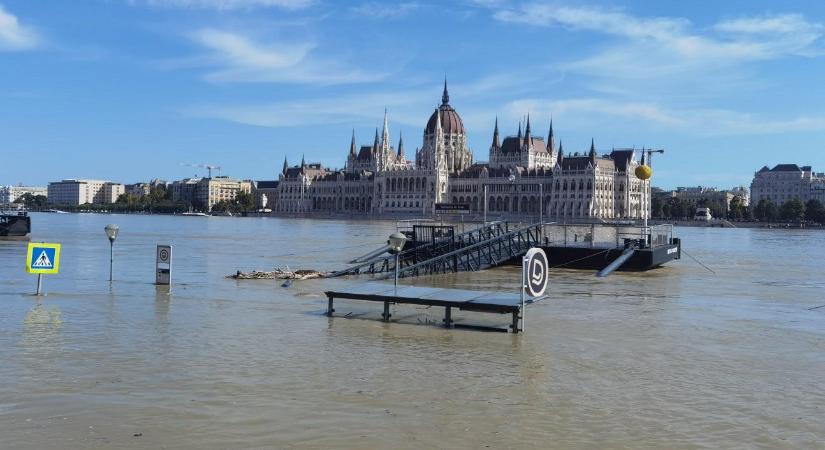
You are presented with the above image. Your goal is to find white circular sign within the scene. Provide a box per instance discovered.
[523,248,549,297]
[157,246,171,263]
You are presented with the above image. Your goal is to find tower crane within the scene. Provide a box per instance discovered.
[180,163,222,178]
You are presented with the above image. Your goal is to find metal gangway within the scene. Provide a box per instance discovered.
[328,222,543,279]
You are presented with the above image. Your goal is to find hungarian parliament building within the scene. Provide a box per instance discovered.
[270,82,651,220]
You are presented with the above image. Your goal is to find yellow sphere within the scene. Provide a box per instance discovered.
[635,164,652,180]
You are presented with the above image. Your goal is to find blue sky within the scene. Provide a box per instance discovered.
[2,0,825,189]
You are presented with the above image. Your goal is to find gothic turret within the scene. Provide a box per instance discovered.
[301,154,306,168]
[381,109,390,155]
[282,156,288,175]
[557,141,564,165]
[397,131,405,160]
[372,128,379,153]
[589,138,596,162]
[547,118,555,154]
[491,117,500,149]
[523,114,532,150]
[349,129,356,156]
[441,77,449,105]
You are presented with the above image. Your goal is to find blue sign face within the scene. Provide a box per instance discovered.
[30,247,56,270]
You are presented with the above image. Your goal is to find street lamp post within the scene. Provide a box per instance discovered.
[104,224,119,281]
[643,149,664,229]
[482,185,488,225]
[388,232,407,292]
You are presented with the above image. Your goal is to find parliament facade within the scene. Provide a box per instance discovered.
[272,82,651,220]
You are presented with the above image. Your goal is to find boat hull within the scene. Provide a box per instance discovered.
[0,214,31,237]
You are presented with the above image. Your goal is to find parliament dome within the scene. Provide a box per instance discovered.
[424,81,465,136]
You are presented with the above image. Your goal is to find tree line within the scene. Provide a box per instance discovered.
[13,186,256,214]
[651,195,825,223]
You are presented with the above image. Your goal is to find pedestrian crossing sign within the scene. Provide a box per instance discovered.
[26,242,61,274]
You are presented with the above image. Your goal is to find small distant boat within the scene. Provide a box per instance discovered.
[181,211,209,217]
[1,203,31,238]
[44,208,69,214]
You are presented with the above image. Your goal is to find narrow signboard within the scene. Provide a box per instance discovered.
[156,245,172,285]
[435,203,471,214]
[520,247,549,331]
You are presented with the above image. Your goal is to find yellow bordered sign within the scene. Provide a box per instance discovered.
[26,242,61,274]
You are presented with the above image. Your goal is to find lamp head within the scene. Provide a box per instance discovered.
[388,232,407,253]
[104,224,119,242]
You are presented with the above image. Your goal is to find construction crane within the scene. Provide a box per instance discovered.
[180,163,222,178]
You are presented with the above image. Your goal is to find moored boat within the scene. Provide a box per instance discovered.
[0,204,32,238]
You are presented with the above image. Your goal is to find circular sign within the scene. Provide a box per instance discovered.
[157,247,170,263]
[523,248,549,297]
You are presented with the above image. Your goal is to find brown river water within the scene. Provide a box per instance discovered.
[1,213,823,449]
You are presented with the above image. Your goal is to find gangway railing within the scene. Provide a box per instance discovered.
[328,221,513,278]
[377,223,544,279]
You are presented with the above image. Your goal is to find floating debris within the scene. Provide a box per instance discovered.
[228,268,326,280]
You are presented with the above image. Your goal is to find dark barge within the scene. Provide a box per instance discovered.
[334,221,680,279]
[403,221,680,273]
[0,204,31,238]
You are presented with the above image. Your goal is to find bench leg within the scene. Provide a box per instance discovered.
[511,311,520,333]
[327,296,335,317]
[443,306,453,328]
[382,301,391,321]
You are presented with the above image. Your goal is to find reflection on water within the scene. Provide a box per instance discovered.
[0,213,823,449]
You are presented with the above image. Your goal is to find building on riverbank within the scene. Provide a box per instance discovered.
[750,164,825,206]
[272,82,652,220]
[47,179,125,205]
[170,176,253,211]
[0,185,48,203]
[656,186,750,214]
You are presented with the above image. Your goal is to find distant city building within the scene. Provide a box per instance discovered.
[253,181,279,210]
[170,176,252,211]
[126,183,151,196]
[125,179,168,197]
[273,81,652,220]
[658,185,749,213]
[47,179,125,205]
[750,164,825,206]
[0,185,48,203]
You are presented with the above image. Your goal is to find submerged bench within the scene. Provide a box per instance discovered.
[324,282,540,333]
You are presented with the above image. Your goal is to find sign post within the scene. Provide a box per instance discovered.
[434,203,470,215]
[520,247,549,332]
[26,242,61,296]
[155,245,172,285]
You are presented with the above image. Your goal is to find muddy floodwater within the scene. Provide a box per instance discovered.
[1,213,823,449]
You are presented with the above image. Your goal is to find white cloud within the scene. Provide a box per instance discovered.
[0,4,40,51]
[501,97,825,137]
[185,28,385,85]
[491,4,824,78]
[130,0,313,10]
[350,2,422,19]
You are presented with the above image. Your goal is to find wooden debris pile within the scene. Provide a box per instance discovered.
[228,268,325,280]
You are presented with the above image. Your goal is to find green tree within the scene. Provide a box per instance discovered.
[14,193,49,208]
[780,199,805,222]
[651,196,664,219]
[765,201,779,221]
[805,199,825,223]
[753,198,775,221]
[235,191,255,211]
[728,196,745,220]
